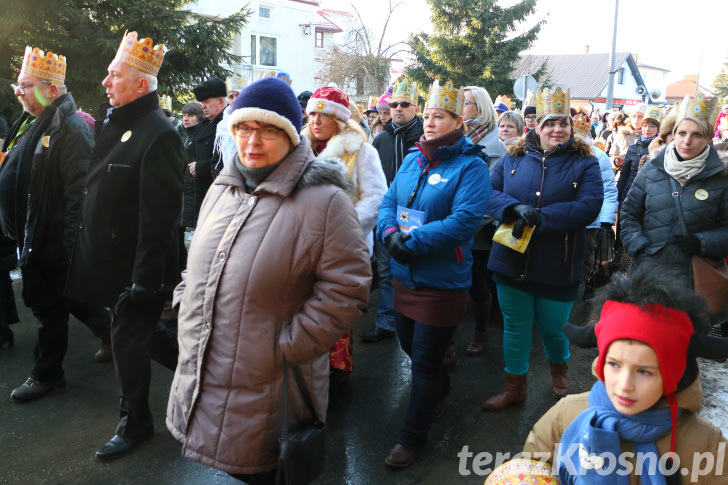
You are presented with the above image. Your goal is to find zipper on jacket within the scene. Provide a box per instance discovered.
[518,151,549,281]
[564,233,569,262]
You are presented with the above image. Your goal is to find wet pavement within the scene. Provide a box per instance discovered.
[0,279,623,484]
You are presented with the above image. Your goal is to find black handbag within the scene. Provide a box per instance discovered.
[586,227,621,291]
[275,357,326,485]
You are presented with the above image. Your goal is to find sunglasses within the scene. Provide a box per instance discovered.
[389,101,413,109]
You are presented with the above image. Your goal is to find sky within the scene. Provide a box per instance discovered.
[320,0,728,88]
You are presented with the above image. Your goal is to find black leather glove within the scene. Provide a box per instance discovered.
[673,234,700,256]
[385,231,415,265]
[510,204,541,227]
[512,218,528,239]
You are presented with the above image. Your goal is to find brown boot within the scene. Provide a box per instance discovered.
[465,299,490,356]
[550,361,569,399]
[442,333,457,370]
[482,373,527,411]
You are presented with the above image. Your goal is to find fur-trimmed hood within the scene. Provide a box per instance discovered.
[507,130,594,158]
[302,119,366,159]
[298,157,354,193]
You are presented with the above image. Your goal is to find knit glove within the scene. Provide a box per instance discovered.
[385,231,415,265]
[673,234,700,256]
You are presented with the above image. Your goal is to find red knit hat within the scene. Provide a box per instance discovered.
[595,300,695,453]
[306,86,351,122]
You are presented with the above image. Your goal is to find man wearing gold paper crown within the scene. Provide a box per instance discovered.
[65,31,184,460]
[361,79,424,343]
[0,46,112,403]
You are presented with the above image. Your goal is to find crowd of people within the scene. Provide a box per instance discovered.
[1,32,727,484]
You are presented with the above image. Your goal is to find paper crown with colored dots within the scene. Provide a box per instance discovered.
[644,105,664,123]
[425,80,464,115]
[572,113,591,136]
[392,79,419,103]
[226,74,248,93]
[21,46,66,84]
[535,87,570,117]
[114,30,165,76]
[159,94,172,111]
[677,93,719,130]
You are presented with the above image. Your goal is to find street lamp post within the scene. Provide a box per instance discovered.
[605,0,619,110]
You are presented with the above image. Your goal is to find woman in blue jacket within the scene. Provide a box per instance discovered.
[377,81,491,468]
[482,88,603,412]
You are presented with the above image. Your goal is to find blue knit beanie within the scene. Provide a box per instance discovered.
[227,77,302,146]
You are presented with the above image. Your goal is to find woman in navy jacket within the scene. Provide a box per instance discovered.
[377,81,490,468]
[482,88,603,412]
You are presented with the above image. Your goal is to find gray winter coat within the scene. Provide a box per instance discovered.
[620,145,728,285]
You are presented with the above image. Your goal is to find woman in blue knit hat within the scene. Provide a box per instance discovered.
[167,77,372,484]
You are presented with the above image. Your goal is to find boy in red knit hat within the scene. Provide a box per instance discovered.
[521,265,728,484]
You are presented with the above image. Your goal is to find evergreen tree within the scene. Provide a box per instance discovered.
[406,0,544,98]
[0,0,250,120]
[712,59,728,103]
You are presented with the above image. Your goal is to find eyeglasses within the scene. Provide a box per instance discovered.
[389,101,413,109]
[234,124,283,139]
[524,115,537,120]
[11,81,51,95]
[464,100,477,106]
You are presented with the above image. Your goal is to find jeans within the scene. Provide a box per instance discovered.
[395,313,456,448]
[374,235,395,331]
[496,282,573,375]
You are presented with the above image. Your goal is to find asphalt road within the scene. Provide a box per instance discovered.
[0,279,600,485]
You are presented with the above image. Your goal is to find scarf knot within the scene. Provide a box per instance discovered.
[663,141,710,186]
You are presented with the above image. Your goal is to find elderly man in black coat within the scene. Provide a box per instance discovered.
[66,31,183,460]
[0,46,111,403]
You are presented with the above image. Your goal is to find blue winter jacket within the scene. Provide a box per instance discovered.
[377,133,491,290]
[587,145,618,229]
[487,131,603,288]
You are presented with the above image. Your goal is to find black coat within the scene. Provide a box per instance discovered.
[66,91,184,306]
[372,117,424,185]
[616,137,651,204]
[181,123,201,227]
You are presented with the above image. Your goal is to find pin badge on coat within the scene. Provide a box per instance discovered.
[695,189,709,201]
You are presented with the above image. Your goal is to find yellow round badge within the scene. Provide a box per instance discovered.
[41,136,50,148]
[121,131,132,142]
[428,173,441,185]
[695,189,709,201]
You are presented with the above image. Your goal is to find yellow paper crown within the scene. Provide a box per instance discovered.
[226,74,247,93]
[425,80,464,115]
[524,89,536,108]
[159,94,172,111]
[572,113,591,136]
[677,94,719,130]
[367,95,377,110]
[114,31,165,76]
[644,105,663,123]
[535,87,570,117]
[392,79,419,102]
[21,46,66,84]
[485,459,557,485]
[494,95,512,109]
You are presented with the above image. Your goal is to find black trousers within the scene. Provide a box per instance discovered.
[112,290,178,439]
[26,265,111,382]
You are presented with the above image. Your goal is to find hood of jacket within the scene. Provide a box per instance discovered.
[507,130,595,159]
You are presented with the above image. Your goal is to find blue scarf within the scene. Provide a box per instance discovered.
[639,134,658,143]
[556,381,676,485]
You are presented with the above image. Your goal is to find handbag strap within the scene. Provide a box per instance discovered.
[668,177,689,237]
[281,356,322,440]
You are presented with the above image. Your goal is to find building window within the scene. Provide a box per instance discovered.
[618,68,625,85]
[250,34,277,66]
[259,6,271,19]
[315,31,324,48]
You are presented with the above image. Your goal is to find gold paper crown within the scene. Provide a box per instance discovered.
[367,95,377,110]
[425,80,464,115]
[524,89,536,108]
[572,113,591,136]
[535,87,570,116]
[21,46,66,84]
[494,95,512,109]
[392,79,419,102]
[114,31,165,76]
[159,94,172,111]
[677,94,720,130]
[643,105,663,123]
[226,74,247,93]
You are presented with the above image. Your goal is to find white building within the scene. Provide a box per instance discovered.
[187,0,320,94]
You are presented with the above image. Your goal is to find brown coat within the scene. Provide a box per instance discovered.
[523,370,728,484]
[166,138,372,474]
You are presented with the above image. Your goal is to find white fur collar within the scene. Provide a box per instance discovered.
[316,127,365,160]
